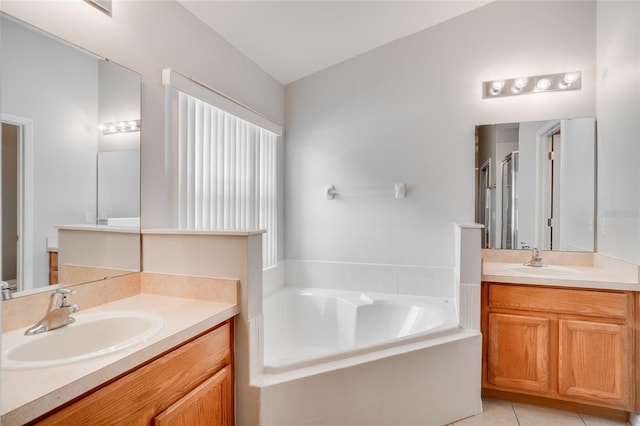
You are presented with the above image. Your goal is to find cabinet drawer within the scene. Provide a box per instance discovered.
[35,321,232,425]
[489,284,629,319]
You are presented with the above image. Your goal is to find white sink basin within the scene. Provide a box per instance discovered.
[2,311,164,369]
[504,264,582,278]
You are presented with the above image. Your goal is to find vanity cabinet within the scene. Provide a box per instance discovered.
[32,320,234,426]
[482,283,634,412]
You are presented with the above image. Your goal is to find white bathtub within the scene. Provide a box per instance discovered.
[258,287,482,425]
[264,287,460,373]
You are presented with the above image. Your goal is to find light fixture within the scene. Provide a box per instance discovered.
[483,71,581,98]
[98,119,141,135]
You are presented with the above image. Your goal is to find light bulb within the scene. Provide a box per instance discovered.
[490,80,505,95]
[560,72,579,88]
[514,77,528,89]
[536,78,551,91]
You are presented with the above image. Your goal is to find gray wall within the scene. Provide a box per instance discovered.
[284,1,597,267]
[1,16,99,286]
[596,1,640,263]
[2,0,285,232]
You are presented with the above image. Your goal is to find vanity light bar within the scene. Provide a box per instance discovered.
[98,119,141,135]
[483,71,581,98]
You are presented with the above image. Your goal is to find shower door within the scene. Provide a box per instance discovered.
[501,151,519,249]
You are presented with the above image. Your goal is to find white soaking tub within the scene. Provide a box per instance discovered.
[263,287,460,373]
[257,287,482,425]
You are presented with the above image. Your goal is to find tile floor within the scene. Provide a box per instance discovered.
[448,399,630,426]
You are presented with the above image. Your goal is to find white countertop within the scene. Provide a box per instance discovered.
[1,294,238,425]
[483,261,640,291]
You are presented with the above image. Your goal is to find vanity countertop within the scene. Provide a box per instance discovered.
[1,293,238,425]
[482,261,640,291]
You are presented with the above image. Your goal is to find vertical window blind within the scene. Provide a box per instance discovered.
[177,91,278,269]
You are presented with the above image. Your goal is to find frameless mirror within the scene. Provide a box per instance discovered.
[475,118,596,252]
[1,14,141,298]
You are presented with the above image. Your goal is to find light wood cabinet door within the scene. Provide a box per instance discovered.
[36,322,232,425]
[558,319,631,410]
[154,365,233,426]
[488,313,550,393]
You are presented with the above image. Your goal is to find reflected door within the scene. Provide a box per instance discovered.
[542,130,562,250]
[1,122,19,286]
[501,151,519,249]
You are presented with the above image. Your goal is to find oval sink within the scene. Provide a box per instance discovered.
[2,311,163,369]
[504,264,582,278]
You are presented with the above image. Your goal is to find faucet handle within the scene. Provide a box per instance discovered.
[50,288,76,309]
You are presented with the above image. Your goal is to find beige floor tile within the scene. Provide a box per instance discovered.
[453,399,519,426]
[512,401,582,418]
[579,413,630,426]
[513,404,584,426]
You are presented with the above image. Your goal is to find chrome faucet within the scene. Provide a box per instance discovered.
[1,281,12,301]
[25,288,79,335]
[525,248,545,267]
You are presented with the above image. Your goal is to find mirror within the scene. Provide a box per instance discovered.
[475,118,596,252]
[1,14,141,298]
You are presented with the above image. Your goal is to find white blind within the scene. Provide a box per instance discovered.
[177,91,277,268]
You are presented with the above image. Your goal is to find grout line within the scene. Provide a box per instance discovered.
[576,412,588,426]
[511,402,522,426]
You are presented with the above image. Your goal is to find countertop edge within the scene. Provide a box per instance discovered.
[482,273,640,291]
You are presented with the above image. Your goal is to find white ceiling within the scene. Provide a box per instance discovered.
[177,1,493,85]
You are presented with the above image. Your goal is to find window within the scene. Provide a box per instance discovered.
[176,91,278,269]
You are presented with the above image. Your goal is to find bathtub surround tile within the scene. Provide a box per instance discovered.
[284,260,457,300]
[355,264,399,294]
[456,225,483,285]
[459,283,481,330]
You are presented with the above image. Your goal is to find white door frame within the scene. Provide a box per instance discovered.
[2,114,34,292]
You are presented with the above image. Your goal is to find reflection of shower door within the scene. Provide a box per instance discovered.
[501,152,519,249]
[478,160,492,248]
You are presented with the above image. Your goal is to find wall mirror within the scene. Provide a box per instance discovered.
[475,118,596,252]
[1,13,141,298]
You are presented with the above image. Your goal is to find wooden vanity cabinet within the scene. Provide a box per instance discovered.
[32,319,234,426]
[482,283,634,412]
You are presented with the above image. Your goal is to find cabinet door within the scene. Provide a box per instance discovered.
[558,319,631,409]
[154,365,233,426]
[488,313,550,393]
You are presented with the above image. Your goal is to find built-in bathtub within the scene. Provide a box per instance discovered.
[256,287,482,425]
[264,287,460,373]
